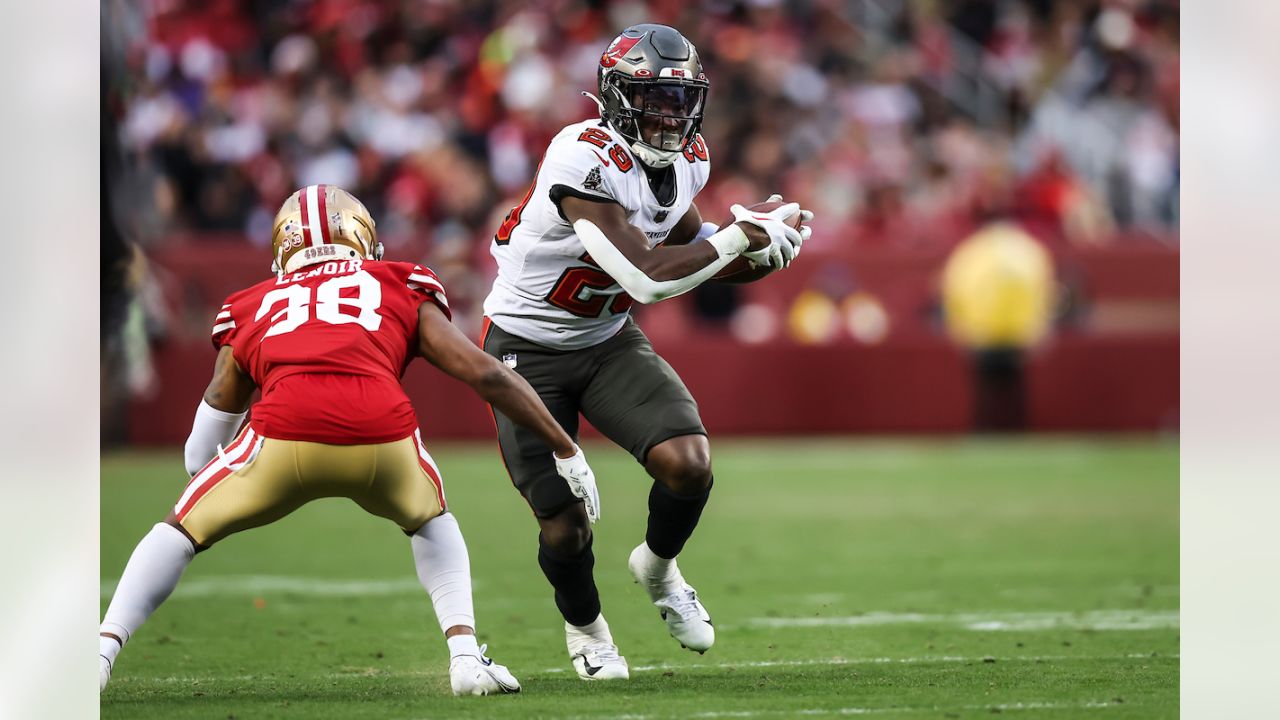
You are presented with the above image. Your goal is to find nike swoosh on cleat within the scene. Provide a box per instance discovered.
[576,654,605,676]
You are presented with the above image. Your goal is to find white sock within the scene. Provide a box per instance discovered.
[565,613,614,655]
[100,523,196,663]
[567,613,611,637]
[633,542,680,589]
[411,513,476,635]
[99,634,122,668]
[446,633,481,658]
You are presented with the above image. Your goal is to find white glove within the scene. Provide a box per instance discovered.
[733,200,804,270]
[553,445,600,523]
[760,193,814,267]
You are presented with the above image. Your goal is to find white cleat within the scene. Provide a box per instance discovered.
[566,615,629,680]
[449,644,521,695]
[653,585,715,653]
[99,655,112,692]
[629,543,715,653]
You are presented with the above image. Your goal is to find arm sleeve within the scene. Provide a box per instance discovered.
[184,400,247,476]
[406,264,451,320]
[572,218,749,304]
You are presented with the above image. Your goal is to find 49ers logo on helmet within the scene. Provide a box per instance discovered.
[600,33,643,68]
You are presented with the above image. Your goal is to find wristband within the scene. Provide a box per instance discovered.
[705,224,749,259]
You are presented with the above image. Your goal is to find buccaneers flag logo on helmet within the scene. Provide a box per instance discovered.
[600,33,643,68]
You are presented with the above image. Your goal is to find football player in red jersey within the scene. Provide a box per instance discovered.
[100,185,602,697]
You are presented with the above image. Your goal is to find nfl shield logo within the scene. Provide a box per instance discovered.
[502,353,518,369]
[654,210,669,223]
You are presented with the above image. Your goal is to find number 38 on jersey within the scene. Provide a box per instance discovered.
[257,269,383,338]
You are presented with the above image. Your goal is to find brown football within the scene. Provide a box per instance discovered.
[712,201,803,282]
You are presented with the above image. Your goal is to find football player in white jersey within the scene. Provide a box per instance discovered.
[480,24,812,680]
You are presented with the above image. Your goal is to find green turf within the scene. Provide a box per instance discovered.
[101,437,1178,719]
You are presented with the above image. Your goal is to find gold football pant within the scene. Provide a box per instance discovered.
[173,427,447,547]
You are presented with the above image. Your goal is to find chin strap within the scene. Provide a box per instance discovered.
[630,142,679,168]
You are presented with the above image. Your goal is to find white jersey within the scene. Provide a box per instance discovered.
[483,119,711,350]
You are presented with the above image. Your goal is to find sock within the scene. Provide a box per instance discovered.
[537,533,601,627]
[645,477,713,560]
[631,541,679,593]
[411,513,476,634]
[567,613,610,636]
[100,523,196,662]
[446,633,481,658]
[99,634,123,668]
[564,613,614,655]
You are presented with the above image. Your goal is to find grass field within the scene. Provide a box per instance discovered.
[101,437,1178,719]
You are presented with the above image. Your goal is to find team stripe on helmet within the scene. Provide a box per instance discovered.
[316,184,330,244]
[414,429,447,511]
[299,186,312,247]
[175,427,261,519]
[304,185,325,248]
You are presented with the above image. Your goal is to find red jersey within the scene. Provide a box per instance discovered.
[210,259,449,444]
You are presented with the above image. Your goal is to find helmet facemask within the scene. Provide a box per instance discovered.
[602,75,705,167]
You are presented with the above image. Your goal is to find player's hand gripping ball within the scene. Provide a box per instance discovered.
[717,195,812,282]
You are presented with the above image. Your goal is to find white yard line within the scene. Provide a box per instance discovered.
[743,609,1178,632]
[556,700,1125,719]
[131,653,1176,684]
[100,575,425,599]
[538,652,1174,675]
[100,576,1181,630]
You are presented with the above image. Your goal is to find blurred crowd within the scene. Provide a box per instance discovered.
[102,0,1178,332]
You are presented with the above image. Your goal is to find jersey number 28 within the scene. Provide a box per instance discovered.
[256,271,383,339]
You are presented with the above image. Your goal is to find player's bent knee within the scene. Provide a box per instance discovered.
[162,513,206,553]
[538,505,593,555]
[646,435,713,495]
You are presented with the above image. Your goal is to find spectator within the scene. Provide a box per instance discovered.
[104,0,1179,330]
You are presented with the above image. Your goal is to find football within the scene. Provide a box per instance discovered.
[712,200,803,282]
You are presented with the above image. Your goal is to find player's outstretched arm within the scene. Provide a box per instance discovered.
[416,303,576,459]
[184,347,256,475]
[561,195,791,304]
